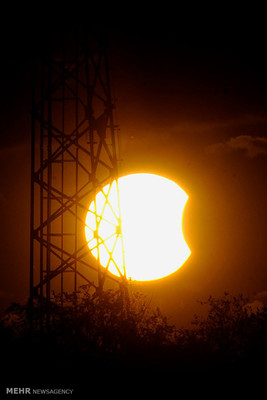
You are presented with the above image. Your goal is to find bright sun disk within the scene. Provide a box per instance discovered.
[85,173,191,281]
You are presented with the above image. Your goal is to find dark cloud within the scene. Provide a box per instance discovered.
[206,135,267,158]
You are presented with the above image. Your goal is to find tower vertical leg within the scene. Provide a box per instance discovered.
[30,28,127,305]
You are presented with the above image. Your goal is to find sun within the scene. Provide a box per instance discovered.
[85,173,191,281]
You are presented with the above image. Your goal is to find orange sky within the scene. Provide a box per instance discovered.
[0,14,266,326]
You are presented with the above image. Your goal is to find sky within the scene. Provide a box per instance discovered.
[0,8,266,326]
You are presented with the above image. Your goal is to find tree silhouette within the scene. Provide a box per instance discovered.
[0,285,178,383]
[177,292,267,373]
[1,288,267,385]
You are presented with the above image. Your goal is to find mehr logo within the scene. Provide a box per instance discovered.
[6,387,74,395]
[6,388,31,394]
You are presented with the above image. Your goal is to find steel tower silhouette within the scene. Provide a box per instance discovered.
[30,28,126,306]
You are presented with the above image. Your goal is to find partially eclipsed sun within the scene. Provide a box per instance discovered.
[85,173,191,281]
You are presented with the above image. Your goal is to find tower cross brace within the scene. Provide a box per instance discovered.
[30,28,126,305]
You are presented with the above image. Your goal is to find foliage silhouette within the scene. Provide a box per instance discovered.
[1,288,267,384]
[176,292,267,373]
[0,285,177,383]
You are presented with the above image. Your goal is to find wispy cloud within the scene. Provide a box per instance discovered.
[206,135,267,158]
[254,291,267,306]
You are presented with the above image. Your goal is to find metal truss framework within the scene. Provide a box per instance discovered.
[30,29,126,304]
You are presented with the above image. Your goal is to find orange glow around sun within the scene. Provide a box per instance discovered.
[85,173,191,281]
